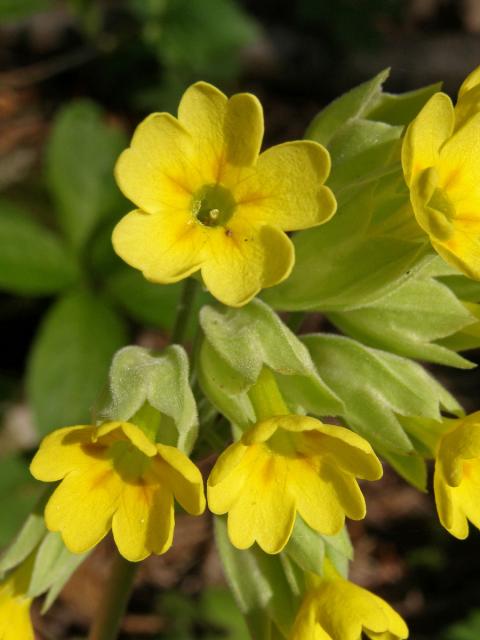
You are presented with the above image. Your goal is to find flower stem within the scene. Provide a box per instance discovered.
[88,552,138,640]
[88,279,200,638]
[171,278,199,344]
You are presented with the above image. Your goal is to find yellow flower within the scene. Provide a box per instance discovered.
[0,563,34,640]
[112,81,336,307]
[207,415,382,553]
[434,411,480,539]
[30,421,205,562]
[402,66,480,280]
[290,575,408,640]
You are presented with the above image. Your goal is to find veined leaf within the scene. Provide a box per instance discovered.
[27,292,128,435]
[0,199,79,295]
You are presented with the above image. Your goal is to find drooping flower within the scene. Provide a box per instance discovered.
[290,573,408,640]
[402,65,480,280]
[434,411,480,539]
[30,421,205,562]
[112,81,336,307]
[207,415,382,554]
[0,562,34,640]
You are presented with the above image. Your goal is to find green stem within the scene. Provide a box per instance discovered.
[171,278,199,344]
[88,553,138,640]
[247,366,289,420]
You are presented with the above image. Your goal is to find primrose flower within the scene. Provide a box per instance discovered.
[30,421,205,562]
[402,65,480,280]
[434,411,480,539]
[208,415,382,554]
[112,81,336,307]
[290,574,408,640]
[0,563,34,640]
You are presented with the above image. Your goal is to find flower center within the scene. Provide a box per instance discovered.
[192,183,236,228]
[110,441,150,481]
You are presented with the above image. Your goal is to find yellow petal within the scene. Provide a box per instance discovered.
[402,93,454,185]
[438,418,480,485]
[178,82,263,183]
[112,481,174,561]
[235,141,336,231]
[288,458,345,535]
[0,598,33,640]
[156,444,206,515]
[432,231,480,280]
[201,223,294,307]
[112,209,205,283]
[45,464,122,553]
[313,580,408,640]
[208,444,257,514]
[227,452,295,553]
[453,459,480,532]
[115,112,197,214]
[304,431,383,481]
[458,65,480,98]
[96,421,157,457]
[438,112,480,208]
[434,464,468,539]
[30,425,95,482]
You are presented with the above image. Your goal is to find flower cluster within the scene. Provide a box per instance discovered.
[112,81,336,307]
[24,68,480,638]
[433,411,480,539]
[402,66,480,279]
[290,568,408,640]
[31,421,205,561]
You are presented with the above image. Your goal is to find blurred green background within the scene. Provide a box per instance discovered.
[2,0,480,638]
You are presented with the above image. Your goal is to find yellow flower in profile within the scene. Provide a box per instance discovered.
[0,563,34,640]
[434,411,480,539]
[112,81,336,307]
[30,421,205,562]
[402,65,480,280]
[208,415,382,554]
[290,573,408,640]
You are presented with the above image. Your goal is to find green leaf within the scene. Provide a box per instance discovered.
[303,334,462,453]
[102,345,198,452]
[444,610,480,640]
[200,588,251,640]
[285,517,325,575]
[321,527,354,561]
[41,548,89,612]
[305,69,389,145]
[263,185,432,312]
[0,455,43,548]
[439,274,480,303]
[198,341,256,429]
[328,276,476,369]
[198,300,342,427]
[0,199,79,295]
[27,292,128,435]
[138,0,257,80]
[327,119,402,193]
[0,491,48,574]
[27,532,87,602]
[214,517,299,638]
[365,82,442,126]
[46,100,127,250]
[381,449,427,491]
[439,303,480,352]
[0,0,52,20]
